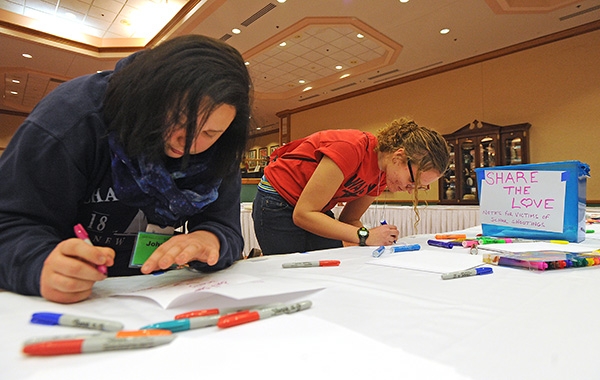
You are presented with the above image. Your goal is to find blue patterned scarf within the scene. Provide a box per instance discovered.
[108,133,222,227]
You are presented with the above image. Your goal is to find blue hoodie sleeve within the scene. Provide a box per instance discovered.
[186,169,244,272]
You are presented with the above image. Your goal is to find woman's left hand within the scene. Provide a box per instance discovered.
[140,230,220,274]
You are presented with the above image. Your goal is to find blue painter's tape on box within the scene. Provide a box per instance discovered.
[475,161,590,242]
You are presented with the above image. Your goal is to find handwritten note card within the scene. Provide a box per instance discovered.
[479,170,566,232]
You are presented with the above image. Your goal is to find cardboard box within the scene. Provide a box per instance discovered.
[475,161,590,242]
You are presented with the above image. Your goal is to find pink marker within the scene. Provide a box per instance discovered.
[73,224,107,275]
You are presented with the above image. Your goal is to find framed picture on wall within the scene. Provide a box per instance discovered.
[270,145,279,154]
[259,147,268,166]
[248,149,257,169]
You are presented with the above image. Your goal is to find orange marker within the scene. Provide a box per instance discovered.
[23,329,171,345]
[435,234,467,240]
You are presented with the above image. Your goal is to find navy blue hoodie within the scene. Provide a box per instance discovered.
[0,54,244,296]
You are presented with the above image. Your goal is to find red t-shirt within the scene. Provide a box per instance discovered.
[264,129,386,211]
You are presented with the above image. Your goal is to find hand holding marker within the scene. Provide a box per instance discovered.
[73,223,107,275]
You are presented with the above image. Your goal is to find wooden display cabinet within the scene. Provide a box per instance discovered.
[439,120,530,205]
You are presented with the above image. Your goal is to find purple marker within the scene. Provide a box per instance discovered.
[427,239,454,249]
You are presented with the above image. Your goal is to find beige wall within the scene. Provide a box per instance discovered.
[287,29,600,202]
[3,30,599,201]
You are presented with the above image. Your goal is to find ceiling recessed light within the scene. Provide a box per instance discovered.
[232,28,241,34]
[245,61,250,66]
[335,65,343,70]
[10,91,18,95]
[22,53,32,59]
[340,74,350,79]
[277,0,286,3]
[356,33,364,39]
[440,28,450,35]
[298,79,306,84]
[303,86,313,92]
[399,0,409,3]
[279,42,287,47]
[11,79,20,84]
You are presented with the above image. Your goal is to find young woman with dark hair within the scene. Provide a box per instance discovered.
[0,35,253,304]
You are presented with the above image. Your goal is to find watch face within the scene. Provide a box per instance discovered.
[358,228,368,237]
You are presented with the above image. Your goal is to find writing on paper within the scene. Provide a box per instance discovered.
[479,170,566,232]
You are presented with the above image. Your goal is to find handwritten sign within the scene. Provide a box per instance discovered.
[479,170,566,232]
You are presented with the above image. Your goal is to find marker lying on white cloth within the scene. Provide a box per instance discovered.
[282,260,340,268]
[30,312,124,332]
[217,300,312,328]
[22,335,176,356]
[441,267,493,280]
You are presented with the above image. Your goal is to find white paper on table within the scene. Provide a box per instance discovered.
[367,249,483,273]
[92,270,324,309]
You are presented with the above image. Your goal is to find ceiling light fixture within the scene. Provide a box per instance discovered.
[440,28,450,34]
[356,33,364,39]
[335,65,343,70]
[298,79,306,84]
[22,53,32,59]
[12,79,20,84]
[340,74,350,79]
[10,91,18,95]
[279,42,287,47]
[303,86,313,92]
[232,28,241,34]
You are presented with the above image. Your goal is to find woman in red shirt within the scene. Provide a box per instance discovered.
[252,117,450,255]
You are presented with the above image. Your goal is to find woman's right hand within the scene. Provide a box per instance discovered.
[367,224,399,246]
[40,239,114,304]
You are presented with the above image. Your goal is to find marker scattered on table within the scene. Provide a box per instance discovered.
[427,239,454,249]
[74,223,107,275]
[441,267,493,280]
[140,315,223,332]
[22,335,176,356]
[31,312,124,332]
[282,260,340,268]
[23,329,172,345]
[217,300,312,328]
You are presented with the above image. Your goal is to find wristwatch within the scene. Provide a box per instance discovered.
[357,227,369,246]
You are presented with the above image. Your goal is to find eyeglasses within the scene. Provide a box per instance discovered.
[407,159,430,191]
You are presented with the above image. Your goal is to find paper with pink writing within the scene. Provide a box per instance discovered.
[92,270,324,309]
[479,170,566,232]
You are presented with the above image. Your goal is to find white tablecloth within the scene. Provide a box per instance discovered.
[4,225,600,380]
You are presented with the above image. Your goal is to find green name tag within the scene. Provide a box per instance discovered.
[129,232,173,268]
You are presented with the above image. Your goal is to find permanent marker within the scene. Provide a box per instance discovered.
[22,335,176,356]
[441,267,493,280]
[434,234,467,240]
[31,312,124,332]
[174,305,261,320]
[23,329,172,345]
[140,314,224,332]
[427,239,454,249]
[282,260,340,268]
[217,300,312,328]
[372,246,386,258]
[389,244,421,253]
[74,223,107,275]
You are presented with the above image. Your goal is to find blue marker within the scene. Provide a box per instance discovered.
[372,246,386,258]
[31,312,124,332]
[389,244,421,253]
[140,315,221,332]
[427,239,454,249]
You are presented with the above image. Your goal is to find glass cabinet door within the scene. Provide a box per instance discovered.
[504,137,522,165]
[460,139,476,201]
[442,144,456,201]
[479,136,496,168]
